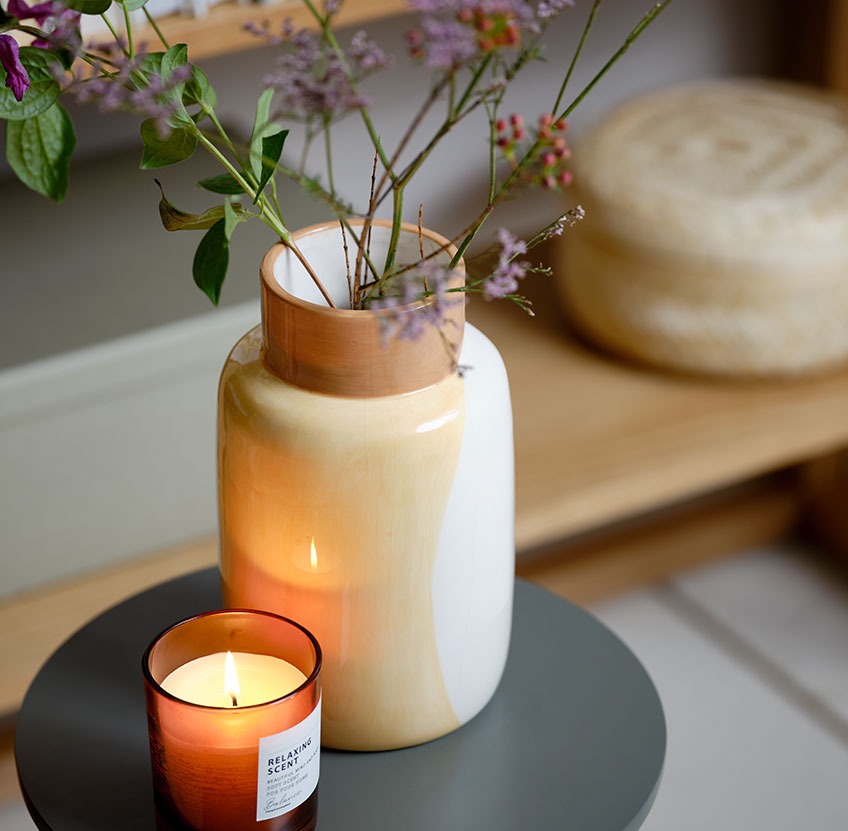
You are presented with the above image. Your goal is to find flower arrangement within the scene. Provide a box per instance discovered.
[0,0,673,320]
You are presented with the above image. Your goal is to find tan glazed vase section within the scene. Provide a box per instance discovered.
[219,330,465,749]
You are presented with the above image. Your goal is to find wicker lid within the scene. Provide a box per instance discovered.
[572,79,848,271]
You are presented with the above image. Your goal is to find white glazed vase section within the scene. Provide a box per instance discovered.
[431,324,514,725]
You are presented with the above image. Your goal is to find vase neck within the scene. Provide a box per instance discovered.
[259,223,465,398]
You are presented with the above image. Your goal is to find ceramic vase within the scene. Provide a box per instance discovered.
[218,220,514,751]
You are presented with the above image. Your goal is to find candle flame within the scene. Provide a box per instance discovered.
[310,538,318,571]
[224,651,240,706]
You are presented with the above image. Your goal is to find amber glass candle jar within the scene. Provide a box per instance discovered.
[143,610,321,831]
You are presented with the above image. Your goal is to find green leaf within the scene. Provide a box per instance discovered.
[140,119,197,169]
[223,199,243,241]
[198,173,245,195]
[183,65,217,113]
[64,0,112,13]
[163,203,226,231]
[120,0,149,11]
[54,47,77,72]
[161,43,189,81]
[156,181,228,231]
[153,44,193,127]
[135,53,190,119]
[138,52,165,76]
[253,129,288,203]
[6,102,76,202]
[0,47,60,121]
[193,220,229,305]
[249,87,280,179]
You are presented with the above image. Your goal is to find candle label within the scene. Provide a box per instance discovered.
[256,699,321,821]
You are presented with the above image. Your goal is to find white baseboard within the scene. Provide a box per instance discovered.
[0,303,259,599]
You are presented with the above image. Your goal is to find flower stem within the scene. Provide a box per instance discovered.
[204,109,252,182]
[485,102,499,205]
[551,0,601,116]
[142,6,170,50]
[98,13,123,53]
[13,23,41,38]
[377,59,489,211]
[120,1,134,57]
[301,0,393,175]
[382,187,404,277]
[323,116,336,194]
[196,132,280,226]
[372,77,447,209]
[449,0,677,266]
[452,53,493,115]
[195,129,320,300]
[558,0,676,121]
[197,135,336,306]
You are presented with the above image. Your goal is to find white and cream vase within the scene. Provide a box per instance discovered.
[217,220,514,751]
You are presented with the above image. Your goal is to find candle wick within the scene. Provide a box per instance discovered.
[230,693,238,707]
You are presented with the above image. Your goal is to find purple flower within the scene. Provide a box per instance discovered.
[129,63,192,135]
[407,0,540,68]
[243,20,282,46]
[408,17,477,69]
[482,228,530,300]
[0,34,29,101]
[349,30,391,71]
[34,7,81,53]
[496,226,527,259]
[369,260,463,341]
[261,26,389,122]
[542,205,584,238]
[536,0,574,19]
[6,0,82,54]
[7,0,55,25]
[63,46,191,136]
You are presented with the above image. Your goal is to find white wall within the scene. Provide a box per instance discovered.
[0,0,780,597]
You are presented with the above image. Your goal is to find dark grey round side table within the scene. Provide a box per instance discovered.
[15,571,665,831]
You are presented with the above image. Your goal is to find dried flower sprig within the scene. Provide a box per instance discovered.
[369,207,585,338]
[0,0,674,313]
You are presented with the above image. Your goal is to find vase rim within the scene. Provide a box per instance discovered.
[259,219,466,397]
[260,218,463,316]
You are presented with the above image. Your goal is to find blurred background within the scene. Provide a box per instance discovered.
[2,0,848,828]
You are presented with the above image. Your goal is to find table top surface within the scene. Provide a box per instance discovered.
[16,570,665,831]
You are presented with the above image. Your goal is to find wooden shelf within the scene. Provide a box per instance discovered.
[5,281,848,720]
[137,1,848,84]
[136,0,410,62]
[468,278,848,552]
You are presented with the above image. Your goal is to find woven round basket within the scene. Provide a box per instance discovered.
[557,79,848,379]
